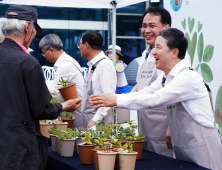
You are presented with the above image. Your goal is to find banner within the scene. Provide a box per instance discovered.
[164,0,222,139]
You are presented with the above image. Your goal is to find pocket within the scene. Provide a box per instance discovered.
[37,135,48,170]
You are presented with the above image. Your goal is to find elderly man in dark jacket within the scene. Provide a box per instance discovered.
[0,5,82,170]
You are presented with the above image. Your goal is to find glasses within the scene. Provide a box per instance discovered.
[77,42,84,48]
[42,47,50,57]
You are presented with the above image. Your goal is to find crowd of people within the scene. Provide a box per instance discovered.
[0,4,222,170]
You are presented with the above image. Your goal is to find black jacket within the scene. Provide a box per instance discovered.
[0,38,62,170]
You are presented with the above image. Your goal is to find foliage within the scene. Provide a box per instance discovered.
[81,132,94,145]
[48,125,60,135]
[57,128,78,139]
[94,138,111,152]
[50,92,62,104]
[61,112,75,119]
[118,136,134,153]
[57,77,72,87]
[131,133,145,141]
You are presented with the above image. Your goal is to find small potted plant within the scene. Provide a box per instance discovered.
[58,128,77,157]
[48,125,61,152]
[39,119,53,138]
[94,138,117,170]
[77,131,96,164]
[57,77,78,101]
[61,112,75,129]
[53,119,68,131]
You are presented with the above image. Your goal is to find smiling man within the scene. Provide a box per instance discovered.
[89,28,222,170]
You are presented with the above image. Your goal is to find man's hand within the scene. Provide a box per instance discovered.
[87,120,95,129]
[166,126,173,150]
[62,98,82,112]
[88,93,117,109]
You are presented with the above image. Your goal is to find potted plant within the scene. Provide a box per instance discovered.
[131,133,145,159]
[116,136,138,170]
[48,125,60,152]
[77,132,96,164]
[57,77,78,101]
[53,119,68,131]
[75,127,87,154]
[58,128,77,157]
[61,112,75,129]
[39,120,53,138]
[94,138,117,170]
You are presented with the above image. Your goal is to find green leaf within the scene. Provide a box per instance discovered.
[185,32,197,65]
[200,63,213,82]
[214,86,222,140]
[86,141,92,145]
[203,45,214,62]
[195,64,200,71]
[198,21,202,32]
[181,18,186,30]
[197,33,204,63]
[188,17,195,34]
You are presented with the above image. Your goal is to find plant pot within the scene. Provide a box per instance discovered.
[97,151,117,170]
[77,143,96,164]
[93,149,103,170]
[54,123,68,131]
[50,134,58,152]
[118,151,138,170]
[60,139,76,157]
[40,123,52,138]
[57,138,61,154]
[75,138,85,154]
[133,140,144,159]
[61,117,75,129]
[58,83,78,101]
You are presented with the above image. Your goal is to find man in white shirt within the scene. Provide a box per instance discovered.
[78,31,116,129]
[89,28,222,170]
[39,34,84,128]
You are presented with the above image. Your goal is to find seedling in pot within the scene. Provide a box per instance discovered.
[57,77,71,87]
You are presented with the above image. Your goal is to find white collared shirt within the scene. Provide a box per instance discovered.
[137,46,191,82]
[87,51,117,122]
[47,52,84,101]
[117,59,214,128]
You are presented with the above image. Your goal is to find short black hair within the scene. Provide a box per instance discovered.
[82,31,103,50]
[142,6,171,27]
[158,28,188,59]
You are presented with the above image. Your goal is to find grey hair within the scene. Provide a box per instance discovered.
[0,18,34,36]
[0,29,5,44]
[39,34,63,51]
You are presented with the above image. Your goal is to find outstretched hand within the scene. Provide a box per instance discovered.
[62,98,82,112]
[88,93,117,109]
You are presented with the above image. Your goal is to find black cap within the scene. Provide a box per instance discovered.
[4,5,43,33]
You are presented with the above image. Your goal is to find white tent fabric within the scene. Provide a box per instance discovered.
[0,0,147,9]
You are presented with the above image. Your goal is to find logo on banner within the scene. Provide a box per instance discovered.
[170,0,183,12]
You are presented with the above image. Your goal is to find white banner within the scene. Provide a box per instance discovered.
[0,0,147,8]
[164,0,222,139]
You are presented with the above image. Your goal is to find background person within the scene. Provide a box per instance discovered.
[39,34,84,128]
[89,28,222,170]
[78,31,116,129]
[0,5,82,170]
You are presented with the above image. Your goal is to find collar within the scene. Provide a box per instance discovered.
[16,42,29,54]
[146,45,153,54]
[165,59,191,78]
[54,52,66,70]
[87,51,105,67]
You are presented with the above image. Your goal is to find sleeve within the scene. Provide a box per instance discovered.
[92,61,117,122]
[25,64,62,120]
[117,71,197,110]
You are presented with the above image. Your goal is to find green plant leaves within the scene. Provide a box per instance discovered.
[200,63,213,82]
[185,32,197,65]
[188,17,195,33]
[203,45,214,62]
[197,33,204,63]
[215,86,222,140]
[198,21,202,32]
[181,18,186,30]
[195,64,200,71]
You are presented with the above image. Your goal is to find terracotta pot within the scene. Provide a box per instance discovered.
[97,151,117,170]
[58,83,78,101]
[61,117,75,129]
[60,139,76,157]
[75,138,85,154]
[50,134,58,152]
[53,123,68,131]
[133,140,144,159]
[77,143,96,164]
[118,151,138,170]
[40,123,52,138]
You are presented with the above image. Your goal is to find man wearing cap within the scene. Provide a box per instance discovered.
[0,5,82,170]
[78,31,116,129]
[39,34,85,128]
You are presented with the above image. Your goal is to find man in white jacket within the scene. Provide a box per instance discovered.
[39,34,84,128]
